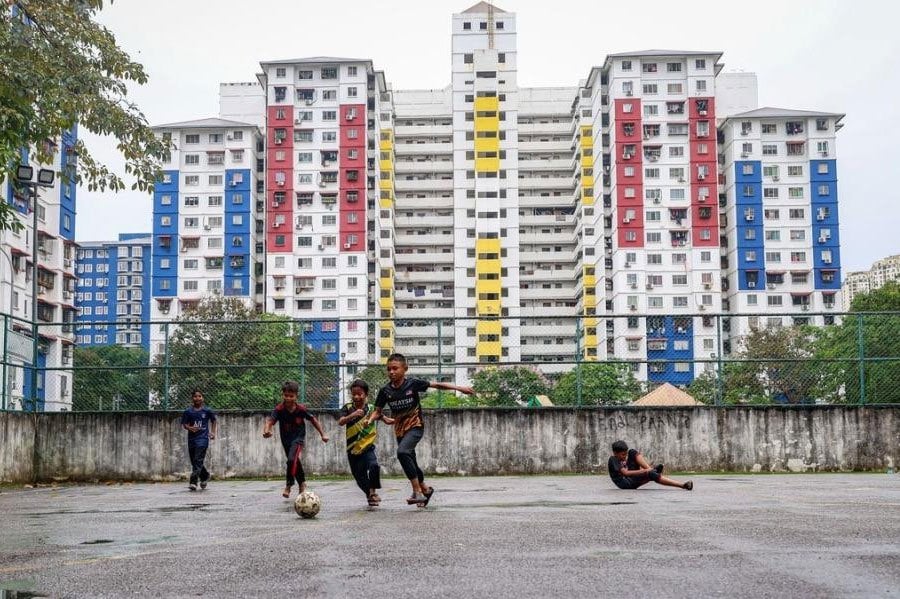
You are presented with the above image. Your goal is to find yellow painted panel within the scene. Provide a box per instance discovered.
[583,195,595,206]
[581,155,593,168]
[585,334,597,345]
[379,179,392,191]
[475,157,500,173]
[379,297,394,310]
[474,137,500,153]
[474,116,499,130]
[379,159,393,171]
[581,175,594,188]
[476,238,501,253]
[476,320,502,336]
[379,140,393,151]
[584,297,597,308]
[584,275,596,286]
[476,342,502,356]
[476,279,502,295]
[379,199,393,209]
[584,317,597,328]
[474,97,499,112]
[477,300,501,316]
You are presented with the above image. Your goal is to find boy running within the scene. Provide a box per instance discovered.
[338,379,394,506]
[607,440,693,491]
[180,388,217,491]
[262,380,329,498]
[364,353,474,507]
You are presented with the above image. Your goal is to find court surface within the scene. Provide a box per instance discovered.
[1,474,898,598]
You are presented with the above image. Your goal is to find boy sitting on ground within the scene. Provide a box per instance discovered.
[607,440,693,491]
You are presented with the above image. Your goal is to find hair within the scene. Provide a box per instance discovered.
[190,388,203,397]
[281,380,300,394]
[349,379,369,394]
[386,353,407,366]
[611,440,629,453]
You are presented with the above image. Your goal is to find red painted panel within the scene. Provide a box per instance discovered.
[267,104,294,253]
[613,99,644,248]
[339,104,367,253]
[614,98,641,120]
[688,97,719,247]
[688,97,715,120]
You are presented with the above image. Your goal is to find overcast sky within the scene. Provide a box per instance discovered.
[78,0,900,272]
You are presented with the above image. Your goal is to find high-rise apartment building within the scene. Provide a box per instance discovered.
[127,2,846,389]
[842,254,900,308]
[75,233,152,350]
[149,118,265,356]
[718,108,844,344]
[0,129,78,410]
[258,58,382,368]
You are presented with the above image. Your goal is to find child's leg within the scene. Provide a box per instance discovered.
[396,428,425,496]
[348,454,369,495]
[366,449,382,492]
[634,452,654,470]
[188,444,202,484]
[655,474,691,489]
[288,439,306,492]
[195,444,210,482]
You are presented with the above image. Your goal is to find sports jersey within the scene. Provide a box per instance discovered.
[269,402,315,446]
[340,402,377,455]
[375,378,430,439]
[180,407,216,446]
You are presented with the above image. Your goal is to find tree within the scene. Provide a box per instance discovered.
[352,364,388,399]
[471,366,551,406]
[149,297,335,410]
[552,362,641,406]
[726,325,837,404]
[0,1,168,230]
[814,281,900,404]
[72,345,150,411]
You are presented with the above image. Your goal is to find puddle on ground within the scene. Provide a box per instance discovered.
[0,592,50,599]
[23,503,213,517]
[438,500,637,510]
[80,539,114,545]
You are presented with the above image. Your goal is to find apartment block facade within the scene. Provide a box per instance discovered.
[842,254,899,308]
[149,118,265,357]
[130,1,846,388]
[75,233,152,350]
[718,108,844,344]
[0,129,78,410]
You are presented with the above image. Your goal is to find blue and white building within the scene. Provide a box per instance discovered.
[150,118,265,357]
[75,233,152,351]
[0,129,79,410]
[718,108,844,347]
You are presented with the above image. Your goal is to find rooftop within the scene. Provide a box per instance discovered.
[152,117,257,130]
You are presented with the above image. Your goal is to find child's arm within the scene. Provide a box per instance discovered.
[429,381,475,395]
[337,408,365,426]
[262,417,275,438]
[381,415,395,425]
[364,406,384,427]
[309,416,329,443]
[620,466,653,476]
[209,418,218,440]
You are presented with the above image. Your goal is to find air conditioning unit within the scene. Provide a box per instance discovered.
[653,198,661,205]
[231,181,239,186]
[703,283,711,290]
[623,217,631,223]
[699,110,708,116]
[629,305,637,311]
[624,262,632,268]
[767,283,776,290]
[698,305,706,311]
[318,244,325,250]
[646,284,653,290]
[343,243,352,249]
[277,181,284,187]
[204,225,211,231]
[273,222,282,228]
[346,112,356,121]
[305,99,314,106]
[226,135,234,141]
[748,282,756,288]
[740,130,749,136]
[741,152,749,158]
[643,135,650,140]
[820,151,829,157]
[275,139,283,145]
[647,155,658,162]
[801,305,810,311]
[818,236,828,243]
[180,247,188,253]
[773,175,780,181]
[322,160,331,167]
[296,223,304,230]
[294,288,303,294]
[623,153,633,160]
[699,195,707,202]
[630,283,637,289]
[698,174,706,181]
[319,182,327,188]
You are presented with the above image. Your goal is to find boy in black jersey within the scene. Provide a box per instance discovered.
[364,353,473,506]
[262,380,329,498]
[608,440,693,491]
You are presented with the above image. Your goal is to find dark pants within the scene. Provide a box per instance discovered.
[614,470,660,490]
[348,447,381,496]
[188,443,210,484]
[282,438,305,488]
[396,427,425,483]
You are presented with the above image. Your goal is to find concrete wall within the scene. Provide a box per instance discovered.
[1,406,897,483]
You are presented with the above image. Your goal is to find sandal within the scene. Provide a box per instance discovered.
[370,493,381,503]
[421,486,435,507]
[406,493,427,505]
[367,496,380,506]
[683,481,693,491]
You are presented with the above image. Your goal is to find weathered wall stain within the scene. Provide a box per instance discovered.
[1,406,897,483]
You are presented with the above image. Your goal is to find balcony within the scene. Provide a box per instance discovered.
[394,178,454,192]
[394,269,454,284]
[394,250,454,265]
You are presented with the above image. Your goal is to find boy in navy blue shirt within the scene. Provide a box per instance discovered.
[262,380,329,498]
[181,389,218,491]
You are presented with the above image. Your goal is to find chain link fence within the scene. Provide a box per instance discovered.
[1,312,898,412]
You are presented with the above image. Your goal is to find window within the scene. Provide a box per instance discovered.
[643,83,658,95]
[347,86,357,97]
[208,195,222,207]
[209,175,222,185]
[643,104,658,116]
[348,66,358,76]
[762,144,778,156]
[185,154,199,165]
[695,80,707,92]
[789,208,805,219]
[298,70,313,80]
[185,175,199,186]
[185,134,199,144]
[762,123,777,134]
[642,62,657,73]
[695,59,706,69]
[321,67,338,79]
[621,60,632,71]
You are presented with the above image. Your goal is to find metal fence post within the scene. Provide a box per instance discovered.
[576,315,583,406]
[299,324,306,405]
[436,319,443,408]
[1,314,7,411]
[856,314,866,405]
[715,313,724,406]
[163,322,170,410]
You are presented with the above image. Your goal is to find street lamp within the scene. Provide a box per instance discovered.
[15,165,55,412]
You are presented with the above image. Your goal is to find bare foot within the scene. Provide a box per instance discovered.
[282,486,291,498]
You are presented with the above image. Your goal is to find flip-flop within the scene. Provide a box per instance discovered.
[406,494,426,505]
[683,481,693,491]
[367,496,380,506]
[282,489,291,498]
[420,487,435,507]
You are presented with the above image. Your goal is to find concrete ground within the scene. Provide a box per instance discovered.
[0,474,898,598]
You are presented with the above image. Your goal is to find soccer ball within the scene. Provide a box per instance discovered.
[294,491,321,519]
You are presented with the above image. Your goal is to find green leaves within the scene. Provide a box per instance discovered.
[552,362,641,406]
[0,1,168,226]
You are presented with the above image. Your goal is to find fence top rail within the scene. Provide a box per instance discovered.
[13,311,900,329]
